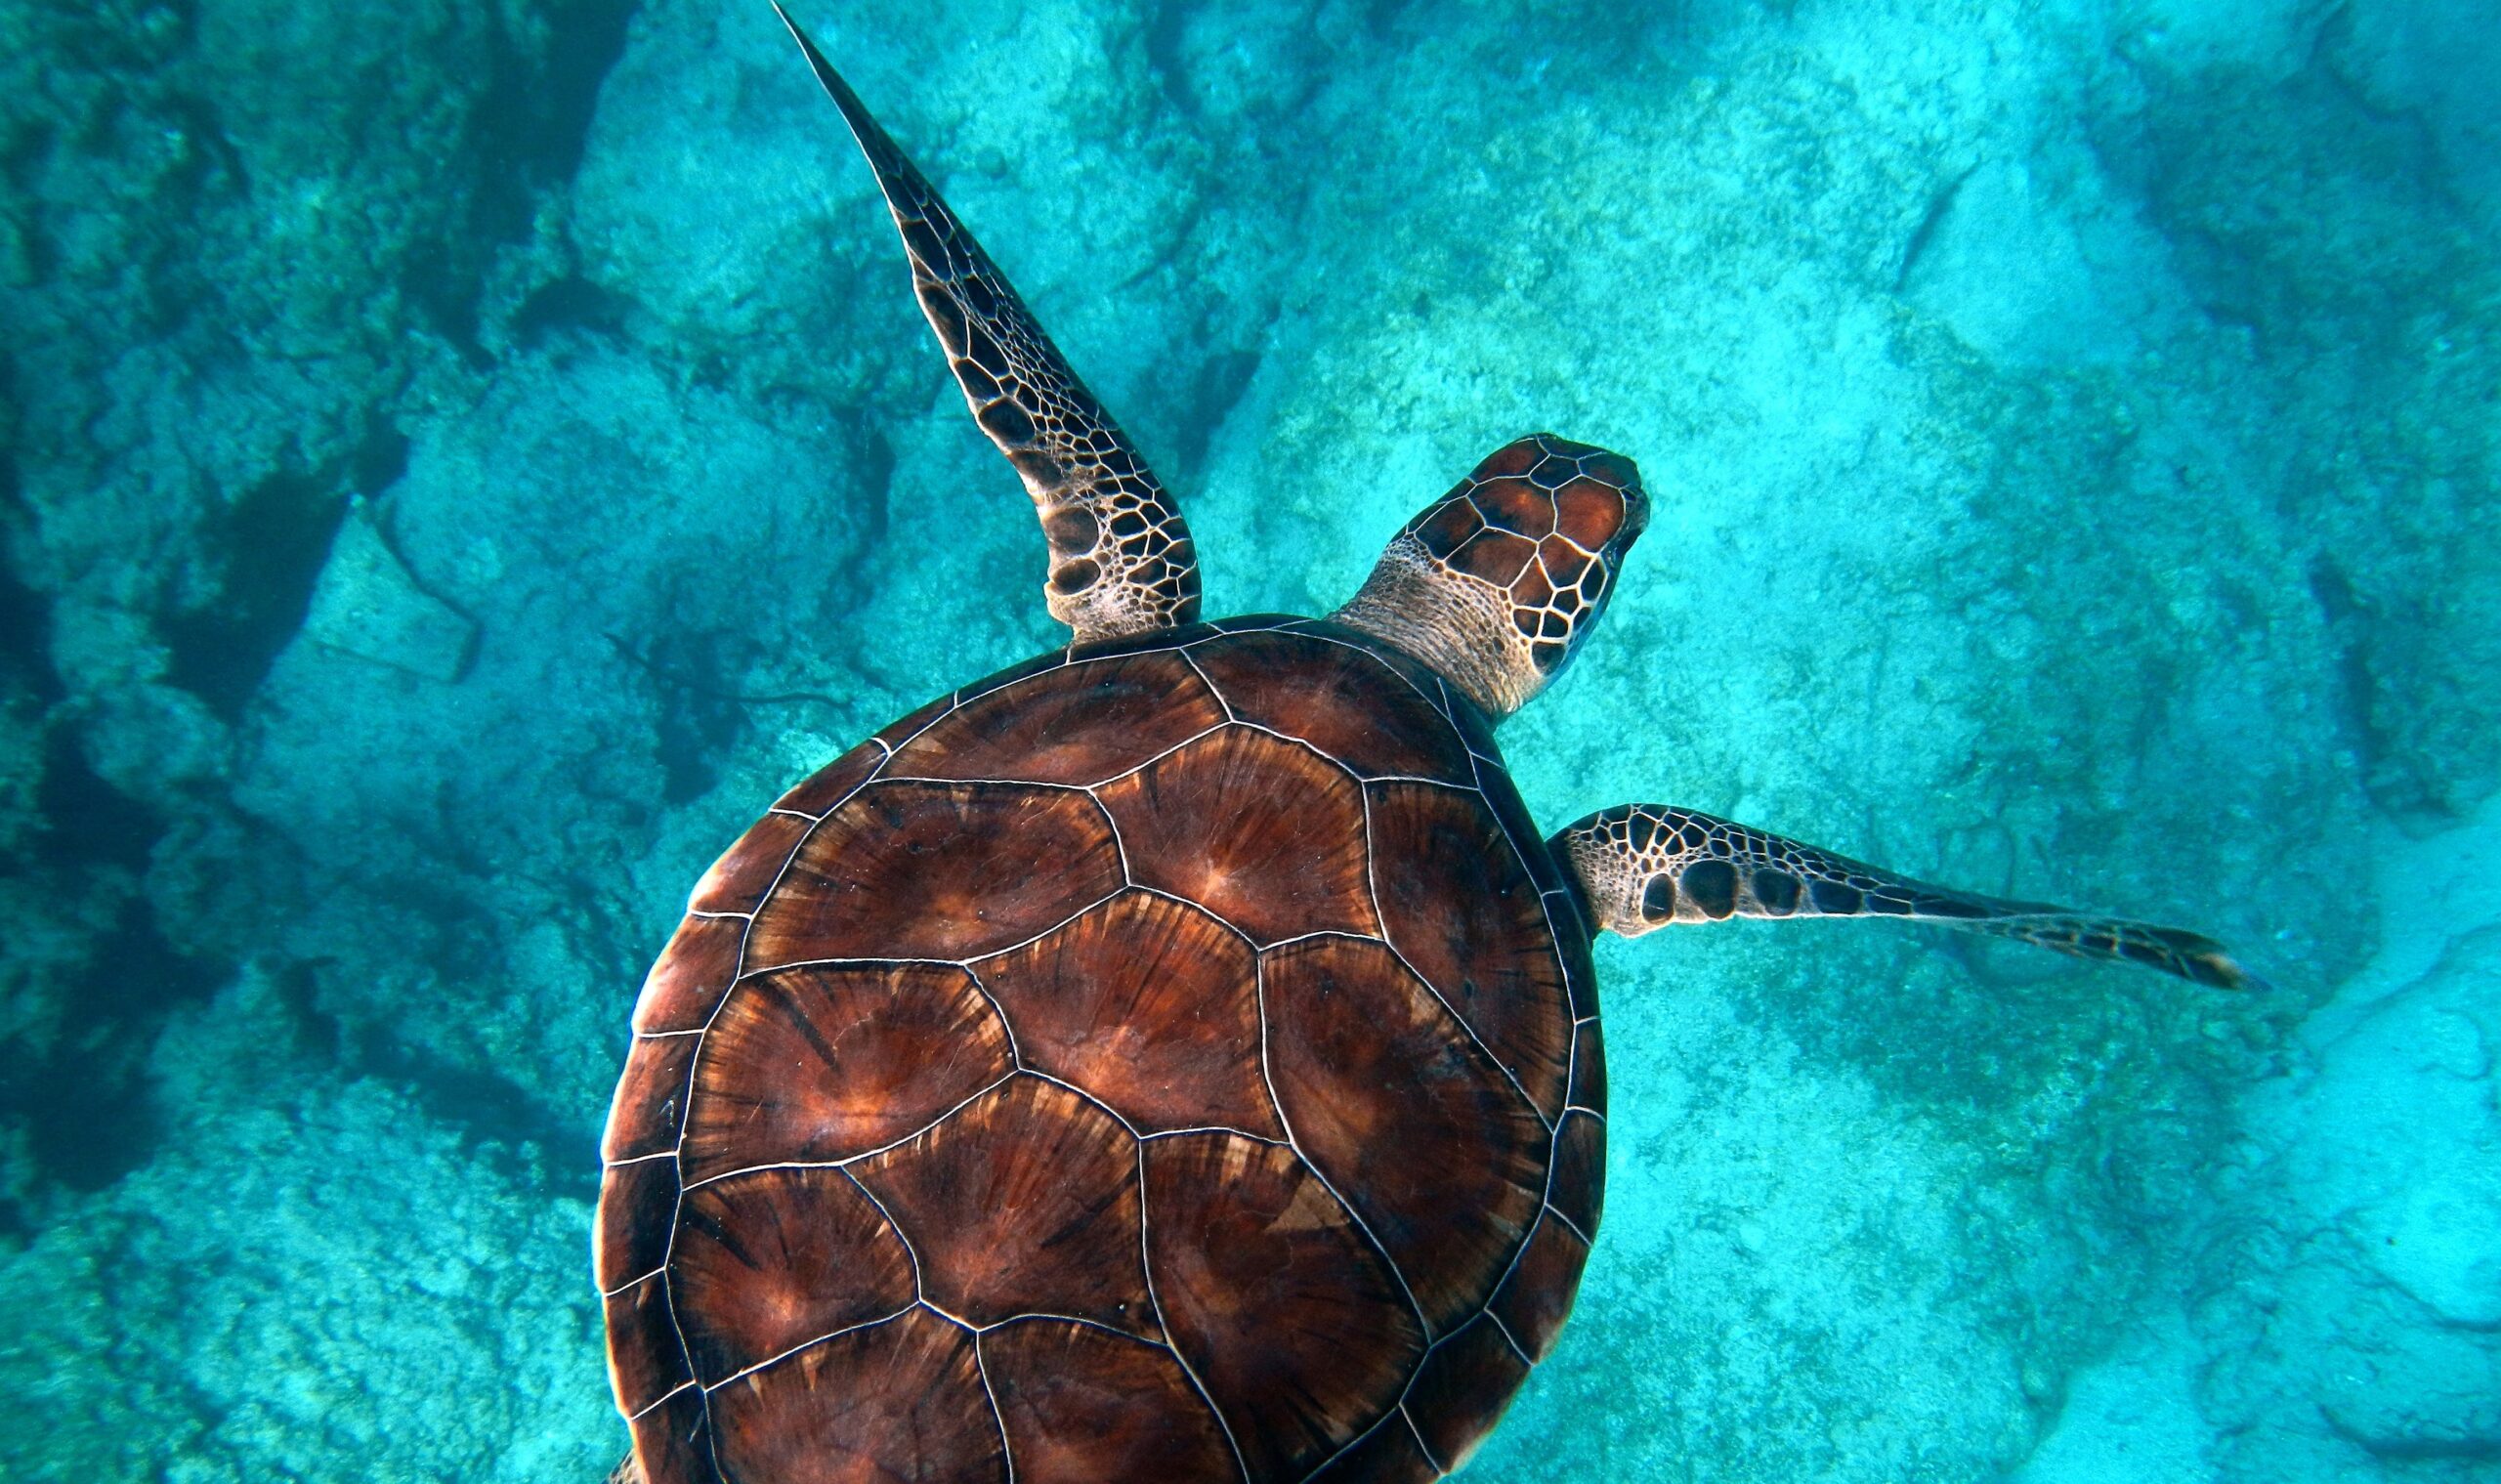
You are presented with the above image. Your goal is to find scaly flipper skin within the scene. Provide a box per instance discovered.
[1551,804,2251,989]
[775,5,1201,640]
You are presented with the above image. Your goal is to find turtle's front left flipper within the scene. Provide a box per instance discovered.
[776,5,1199,640]
[1550,804,2252,988]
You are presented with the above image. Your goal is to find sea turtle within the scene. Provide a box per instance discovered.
[595,12,2250,1482]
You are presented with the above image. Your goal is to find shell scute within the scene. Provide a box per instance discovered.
[1142,1132,1426,1483]
[886,649,1224,785]
[1405,1311,1532,1473]
[1262,936,1547,1338]
[873,688,960,750]
[1204,612,1298,635]
[1549,1110,1606,1236]
[631,912,744,1035]
[1187,629,1474,784]
[622,1386,716,1484]
[1307,1415,1440,1483]
[1369,781,1574,1122]
[1062,622,1205,663]
[596,1154,681,1293]
[972,889,1278,1136]
[747,781,1122,967]
[607,624,1598,1483]
[605,1271,694,1417]
[1475,439,1544,479]
[670,1167,915,1385]
[604,1034,699,1164]
[1486,1214,1590,1362]
[1093,724,1376,945]
[851,1077,1152,1335]
[981,1318,1238,1483]
[709,1308,1005,1484]
[1570,1014,1607,1113]
[688,811,813,915]
[682,962,1012,1181]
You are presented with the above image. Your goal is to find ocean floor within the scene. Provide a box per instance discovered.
[1,0,2495,1478]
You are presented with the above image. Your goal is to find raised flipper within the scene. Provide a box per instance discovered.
[1549,804,2251,989]
[775,5,1200,640]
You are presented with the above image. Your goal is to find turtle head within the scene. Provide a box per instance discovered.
[1333,434,1648,720]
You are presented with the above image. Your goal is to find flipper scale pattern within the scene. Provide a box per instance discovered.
[778,6,1200,640]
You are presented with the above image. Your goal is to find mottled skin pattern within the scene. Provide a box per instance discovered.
[1336,438,1647,716]
[602,620,1604,1483]
[784,19,1197,640]
[1552,805,2250,988]
[597,11,2251,1482]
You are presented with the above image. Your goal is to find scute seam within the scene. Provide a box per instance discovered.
[698,1304,917,1393]
[972,1332,1018,1484]
[1357,786,1557,1136]
[1252,956,1435,1344]
[617,620,1579,1484]
[675,1072,1018,1194]
[1135,1138,1253,1484]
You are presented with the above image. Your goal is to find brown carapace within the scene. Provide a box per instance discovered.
[596,10,2254,1483]
[601,620,1604,1483]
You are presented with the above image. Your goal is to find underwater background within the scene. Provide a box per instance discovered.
[2,0,2495,1477]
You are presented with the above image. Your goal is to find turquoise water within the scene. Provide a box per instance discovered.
[2,0,2495,1478]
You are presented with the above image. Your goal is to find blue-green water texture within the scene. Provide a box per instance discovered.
[3,0,2496,1478]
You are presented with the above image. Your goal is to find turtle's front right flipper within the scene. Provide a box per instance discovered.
[775,5,1199,641]
[1550,804,2252,989]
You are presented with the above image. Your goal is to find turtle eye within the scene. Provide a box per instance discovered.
[1639,873,1677,924]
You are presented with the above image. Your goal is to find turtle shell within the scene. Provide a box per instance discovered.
[597,616,1608,1484]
